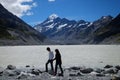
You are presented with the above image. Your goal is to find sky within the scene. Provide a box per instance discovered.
[0,0,120,26]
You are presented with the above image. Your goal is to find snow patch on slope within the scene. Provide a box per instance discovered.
[88,22,93,27]
[58,24,67,29]
[46,23,58,29]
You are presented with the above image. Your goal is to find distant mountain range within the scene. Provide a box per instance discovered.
[34,14,120,44]
[0,3,120,45]
[0,4,45,45]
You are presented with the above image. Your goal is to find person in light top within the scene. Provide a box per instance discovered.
[45,47,54,72]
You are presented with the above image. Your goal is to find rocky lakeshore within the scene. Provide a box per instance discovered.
[0,65,120,80]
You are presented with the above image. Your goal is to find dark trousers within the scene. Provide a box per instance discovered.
[45,60,54,72]
[55,63,63,75]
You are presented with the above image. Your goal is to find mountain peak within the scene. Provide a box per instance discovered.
[48,14,58,20]
[101,15,113,20]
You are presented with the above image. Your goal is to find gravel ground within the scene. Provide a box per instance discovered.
[0,65,120,80]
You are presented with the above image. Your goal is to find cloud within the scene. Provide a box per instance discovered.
[32,2,37,7]
[48,0,55,2]
[26,12,33,16]
[0,0,37,17]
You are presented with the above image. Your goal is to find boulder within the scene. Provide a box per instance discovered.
[6,65,16,70]
[80,68,93,74]
[104,65,113,68]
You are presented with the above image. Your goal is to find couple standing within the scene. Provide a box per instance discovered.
[45,47,63,76]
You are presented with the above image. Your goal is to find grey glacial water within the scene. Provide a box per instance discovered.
[0,45,120,68]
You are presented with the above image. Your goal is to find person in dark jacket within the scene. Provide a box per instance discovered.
[54,49,63,76]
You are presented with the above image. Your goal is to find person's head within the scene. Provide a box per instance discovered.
[55,49,60,54]
[46,47,51,52]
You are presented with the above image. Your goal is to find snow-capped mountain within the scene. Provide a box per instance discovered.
[34,14,115,44]
[34,14,89,37]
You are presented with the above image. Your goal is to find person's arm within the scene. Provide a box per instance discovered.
[53,54,56,61]
[53,57,56,61]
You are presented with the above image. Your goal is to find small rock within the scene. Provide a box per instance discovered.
[96,73,105,77]
[94,68,104,73]
[115,77,120,80]
[104,65,113,68]
[69,73,77,76]
[117,70,120,77]
[0,71,3,76]
[111,76,120,80]
[77,72,81,76]
[48,70,54,75]
[26,65,30,68]
[31,69,41,75]
[69,73,81,77]
[104,68,117,74]
[90,71,98,76]
[58,73,64,76]
[7,65,16,70]
[115,65,120,70]
[9,73,15,76]
[17,72,28,79]
[0,67,4,76]
[3,70,17,76]
[80,68,93,74]
[41,72,51,79]
[70,67,80,70]
[14,69,21,75]
[99,61,103,63]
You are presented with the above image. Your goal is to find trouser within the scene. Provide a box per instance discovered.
[45,60,54,72]
[55,63,63,75]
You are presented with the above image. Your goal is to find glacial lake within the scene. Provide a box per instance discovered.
[0,45,120,69]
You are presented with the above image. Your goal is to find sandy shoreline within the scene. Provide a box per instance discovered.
[0,65,120,80]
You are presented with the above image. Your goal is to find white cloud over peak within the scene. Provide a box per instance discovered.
[48,0,55,2]
[0,0,37,17]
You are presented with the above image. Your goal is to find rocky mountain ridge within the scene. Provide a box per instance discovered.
[0,4,45,45]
